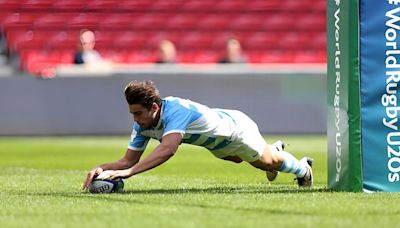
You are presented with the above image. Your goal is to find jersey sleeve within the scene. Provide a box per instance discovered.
[127,124,149,151]
[162,100,201,137]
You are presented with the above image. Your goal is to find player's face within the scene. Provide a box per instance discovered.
[129,103,159,129]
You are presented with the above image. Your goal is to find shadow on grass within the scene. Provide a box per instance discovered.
[18,186,331,216]
[121,186,330,195]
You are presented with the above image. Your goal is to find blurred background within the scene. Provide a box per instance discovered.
[0,0,327,136]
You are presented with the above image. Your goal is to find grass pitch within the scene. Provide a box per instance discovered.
[0,135,399,228]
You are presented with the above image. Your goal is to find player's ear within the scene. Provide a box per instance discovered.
[151,102,160,112]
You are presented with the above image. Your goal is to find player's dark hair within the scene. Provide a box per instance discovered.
[124,80,162,109]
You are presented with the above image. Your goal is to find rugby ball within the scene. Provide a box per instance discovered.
[89,173,124,194]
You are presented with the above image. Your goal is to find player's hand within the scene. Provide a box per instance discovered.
[109,169,133,180]
[82,167,103,190]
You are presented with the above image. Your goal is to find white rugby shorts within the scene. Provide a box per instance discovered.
[210,110,266,162]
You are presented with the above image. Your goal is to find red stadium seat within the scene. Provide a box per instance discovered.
[293,49,326,63]
[67,13,102,30]
[259,50,294,63]
[33,13,73,30]
[115,0,153,11]
[197,15,231,30]
[181,0,217,12]
[1,13,38,31]
[52,0,87,11]
[145,31,182,48]
[97,14,139,30]
[20,49,74,76]
[5,30,28,49]
[19,0,54,11]
[246,0,281,12]
[0,0,21,11]
[277,32,310,49]
[214,1,248,12]
[8,30,50,51]
[119,50,157,63]
[0,0,327,69]
[166,13,203,30]
[263,14,296,31]
[150,0,186,12]
[179,32,215,49]
[85,0,120,11]
[297,13,326,31]
[112,31,150,49]
[230,14,265,31]
[47,31,78,49]
[243,32,278,50]
[131,13,173,30]
[179,51,218,63]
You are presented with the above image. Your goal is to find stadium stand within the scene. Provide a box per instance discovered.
[0,0,326,76]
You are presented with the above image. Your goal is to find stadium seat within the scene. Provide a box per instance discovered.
[214,1,249,12]
[115,0,153,11]
[118,50,157,63]
[196,15,231,30]
[97,14,138,30]
[112,31,150,49]
[20,49,74,76]
[51,0,87,11]
[33,13,72,30]
[47,31,78,49]
[67,13,101,30]
[131,13,173,30]
[0,0,21,11]
[1,13,38,31]
[166,13,203,30]
[246,0,281,12]
[181,0,217,12]
[19,0,54,11]
[243,32,278,50]
[230,14,265,31]
[263,14,296,31]
[297,14,326,31]
[179,51,219,63]
[85,0,120,11]
[150,0,186,12]
[0,0,327,74]
[179,32,215,49]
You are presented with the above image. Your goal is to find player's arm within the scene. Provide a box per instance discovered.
[82,149,143,190]
[109,133,182,179]
[99,149,143,171]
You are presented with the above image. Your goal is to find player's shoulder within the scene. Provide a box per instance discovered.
[163,96,210,114]
[163,96,190,110]
[163,96,189,114]
[164,96,184,104]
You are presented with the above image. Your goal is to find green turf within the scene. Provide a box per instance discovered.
[0,135,399,228]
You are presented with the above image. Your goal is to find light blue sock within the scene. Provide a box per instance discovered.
[277,151,307,178]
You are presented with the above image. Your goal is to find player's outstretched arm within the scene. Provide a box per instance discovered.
[82,149,143,190]
[109,133,182,179]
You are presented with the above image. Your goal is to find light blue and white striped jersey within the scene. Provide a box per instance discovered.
[128,96,236,152]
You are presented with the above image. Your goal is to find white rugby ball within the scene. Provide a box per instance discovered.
[89,173,124,194]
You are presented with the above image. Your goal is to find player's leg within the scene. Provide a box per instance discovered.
[248,144,313,187]
[220,109,313,186]
[220,155,243,163]
[266,140,285,181]
[210,149,244,164]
